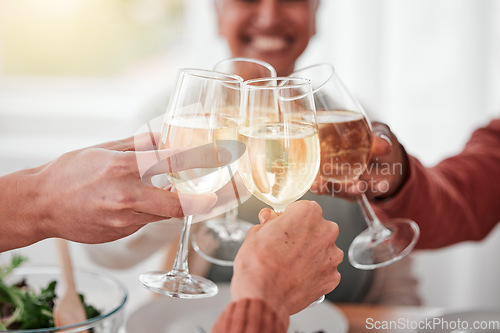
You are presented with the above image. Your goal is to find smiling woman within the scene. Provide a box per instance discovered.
[0,0,183,76]
[215,0,319,76]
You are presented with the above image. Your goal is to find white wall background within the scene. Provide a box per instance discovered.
[308,0,500,310]
[1,0,499,316]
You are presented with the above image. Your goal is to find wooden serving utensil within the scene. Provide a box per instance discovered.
[53,239,89,332]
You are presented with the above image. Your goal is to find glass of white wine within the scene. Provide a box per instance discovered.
[291,63,420,270]
[238,76,325,304]
[191,57,277,267]
[139,68,243,298]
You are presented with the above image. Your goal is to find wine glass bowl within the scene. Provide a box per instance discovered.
[191,213,253,267]
[139,68,243,298]
[318,110,373,182]
[291,63,420,270]
[238,77,320,213]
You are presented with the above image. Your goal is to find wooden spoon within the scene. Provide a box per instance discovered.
[53,239,89,332]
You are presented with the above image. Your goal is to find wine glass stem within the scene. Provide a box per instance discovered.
[357,194,390,239]
[223,207,239,234]
[171,215,193,276]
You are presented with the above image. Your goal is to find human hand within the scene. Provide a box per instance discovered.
[230,200,343,326]
[187,171,252,224]
[311,122,408,200]
[31,133,227,245]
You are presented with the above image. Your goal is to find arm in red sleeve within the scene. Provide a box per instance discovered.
[374,118,500,249]
[212,299,287,333]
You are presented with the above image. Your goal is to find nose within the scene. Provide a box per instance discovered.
[253,1,281,28]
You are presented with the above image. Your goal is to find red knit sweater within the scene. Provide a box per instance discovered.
[374,118,500,249]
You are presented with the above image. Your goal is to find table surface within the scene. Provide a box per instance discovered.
[336,303,444,333]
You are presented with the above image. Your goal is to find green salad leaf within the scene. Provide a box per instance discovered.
[0,255,101,330]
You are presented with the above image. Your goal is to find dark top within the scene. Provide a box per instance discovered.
[206,192,373,303]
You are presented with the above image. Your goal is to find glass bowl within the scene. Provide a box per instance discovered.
[0,266,127,333]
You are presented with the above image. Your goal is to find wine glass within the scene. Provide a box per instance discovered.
[191,57,277,266]
[238,76,325,304]
[291,63,420,270]
[214,57,277,81]
[139,68,243,298]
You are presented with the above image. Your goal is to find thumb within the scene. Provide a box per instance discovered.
[258,208,280,224]
[371,122,394,156]
[371,135,392,156]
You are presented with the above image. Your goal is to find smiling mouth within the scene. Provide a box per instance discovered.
[246,35,291,53]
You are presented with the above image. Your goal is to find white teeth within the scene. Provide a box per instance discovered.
[251,36,287,52]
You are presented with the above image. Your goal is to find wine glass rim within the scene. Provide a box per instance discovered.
[243,76,311,89]
[213,57,277,77]
[291,63,335,94]
[179,68,243,83]
[243,77,314,103]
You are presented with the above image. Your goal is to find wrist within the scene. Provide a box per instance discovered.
[0,167,48,251]
[375,143,410,201]
[30,166,54,239]
[230,273,290,328]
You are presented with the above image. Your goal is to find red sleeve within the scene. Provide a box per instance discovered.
[212,299,287,333]
[374,118,500,249]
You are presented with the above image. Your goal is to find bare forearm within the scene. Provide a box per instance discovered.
[212,298,287,333]
[0,167,48,252]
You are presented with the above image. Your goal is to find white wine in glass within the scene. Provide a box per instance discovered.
[238,122,320,213]
[238,77,320,213]
[238,76,325,305]
[139,68,243,298]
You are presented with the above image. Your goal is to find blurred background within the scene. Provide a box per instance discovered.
[1,0,499,315]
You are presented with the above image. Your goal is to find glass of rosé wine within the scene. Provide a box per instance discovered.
[291,63,420,270]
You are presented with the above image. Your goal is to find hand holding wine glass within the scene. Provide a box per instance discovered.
[292,63,419,270]
[237,76,327,304]
[316,121,409,200]
[139,68,243,298]
[228,200,343,327]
